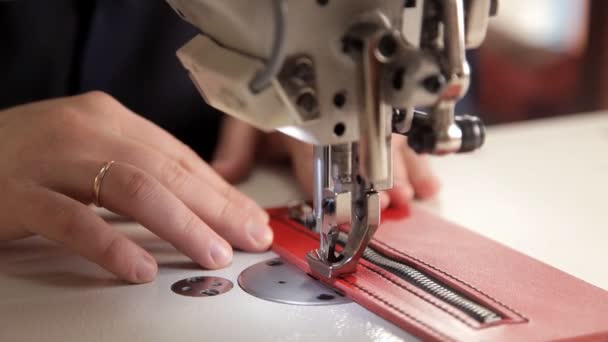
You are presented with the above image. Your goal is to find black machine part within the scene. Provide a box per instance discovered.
[393,109,486,154]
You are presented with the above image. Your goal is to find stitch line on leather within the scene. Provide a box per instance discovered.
[360,263,480,329]
[342,277,456,342]
[272,218,456,338]
[274,215,526,323]
[274,215,527,323]
[373,239,529,322]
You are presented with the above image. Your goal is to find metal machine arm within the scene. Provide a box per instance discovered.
[167,0,497,279]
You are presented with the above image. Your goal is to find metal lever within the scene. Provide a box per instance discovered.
[394,109,486,154]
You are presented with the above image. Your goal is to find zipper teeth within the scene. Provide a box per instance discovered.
[362,246,502,324]
[284,204,503,324]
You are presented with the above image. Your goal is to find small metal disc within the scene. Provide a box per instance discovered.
[171,276,233,297]
[238,258,351,306]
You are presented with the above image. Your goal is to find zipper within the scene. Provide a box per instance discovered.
[286,202,502,324]
[337,233,502,324]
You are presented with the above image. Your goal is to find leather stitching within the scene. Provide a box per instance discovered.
[373,239,529,322]
[360,262,480,329]
[273,214,528,331]
[342,277,456,342]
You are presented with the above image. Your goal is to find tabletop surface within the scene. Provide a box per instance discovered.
[1,112,607,342]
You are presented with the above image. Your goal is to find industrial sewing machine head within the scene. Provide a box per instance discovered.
[168,0,496,279]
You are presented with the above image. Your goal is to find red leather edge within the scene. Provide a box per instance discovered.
[268,206,608,342]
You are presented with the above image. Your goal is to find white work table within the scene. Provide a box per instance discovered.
[1,112,607,342]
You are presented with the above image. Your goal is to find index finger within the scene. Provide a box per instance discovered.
[103,162,234,269]
[47,160,234,270]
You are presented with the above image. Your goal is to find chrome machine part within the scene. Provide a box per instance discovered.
[168,0,496,279]
[428,0,469,155]
[464,0,494,48]
[238,258,351,306]
[408,0,497,155]
[308,144,381,279]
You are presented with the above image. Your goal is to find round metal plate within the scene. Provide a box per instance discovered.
[171,276,233,297]
[238,258,351,306]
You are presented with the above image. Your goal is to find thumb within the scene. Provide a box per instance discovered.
[211,116,261,183]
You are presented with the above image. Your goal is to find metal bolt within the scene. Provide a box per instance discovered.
[296,92,318,116]
[293,60,314,83]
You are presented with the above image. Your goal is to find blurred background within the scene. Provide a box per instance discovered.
[464,0,606,125]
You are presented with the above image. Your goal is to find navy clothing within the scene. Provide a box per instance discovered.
[0,0,222,160]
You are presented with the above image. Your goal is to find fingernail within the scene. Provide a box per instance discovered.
[247,221,274,249]
[257,209,270,223]
[399,184,416,202]
[415,177,441,199]
[135,254,157,283]
[380,192,390,209]
[210,241,232,267]
[246,203,269,224]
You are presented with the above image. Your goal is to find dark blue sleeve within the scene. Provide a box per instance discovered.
[0,0,222,160]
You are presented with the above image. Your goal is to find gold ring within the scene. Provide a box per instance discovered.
[93,161,115,207]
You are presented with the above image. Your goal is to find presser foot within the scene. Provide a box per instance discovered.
[306,191,381,280]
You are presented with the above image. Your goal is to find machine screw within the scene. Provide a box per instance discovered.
[296,92,319,116]
[293,60,314,83]
[278,55,320,121]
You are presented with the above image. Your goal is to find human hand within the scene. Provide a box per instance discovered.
[0,92,273,283]
[212,117,440,211]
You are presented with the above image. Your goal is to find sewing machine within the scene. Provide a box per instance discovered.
[166,0,496,279]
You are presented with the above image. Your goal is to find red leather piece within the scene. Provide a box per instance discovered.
[268,206,608,342]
